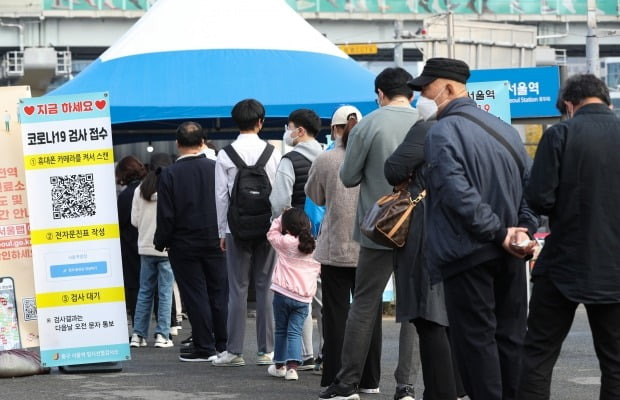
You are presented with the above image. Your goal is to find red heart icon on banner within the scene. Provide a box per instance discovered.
[95,100,106,110]
[24,106,35,115]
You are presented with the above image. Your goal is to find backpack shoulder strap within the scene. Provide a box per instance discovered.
[450,112,524,176]
[283,150,311,164]
[223,144,247,169]
[255,144,275,168]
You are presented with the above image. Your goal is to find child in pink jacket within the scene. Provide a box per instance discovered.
[266,208,321,381]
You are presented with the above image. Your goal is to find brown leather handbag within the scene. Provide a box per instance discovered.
[360,181,426,248]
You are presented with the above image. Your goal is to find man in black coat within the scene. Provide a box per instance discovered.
[154,121,228,362]
[519,74,620,400]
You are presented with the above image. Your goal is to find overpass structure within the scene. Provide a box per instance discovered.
[0,0,619,94]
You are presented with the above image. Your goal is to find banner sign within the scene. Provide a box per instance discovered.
[42,0,620,16]
[0,86,39,350]
[285,0,620,16]
[466,80,511,124]
[19,92,130,367]
[470,66,561,119]
[43,0,149,11]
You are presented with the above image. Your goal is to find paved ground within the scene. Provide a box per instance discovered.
[0,305,603,399]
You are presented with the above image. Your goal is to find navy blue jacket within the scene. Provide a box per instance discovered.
[154,154,220,254]
[424,97,538,280]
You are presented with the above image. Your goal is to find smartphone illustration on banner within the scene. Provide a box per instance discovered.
[0,277,22,350]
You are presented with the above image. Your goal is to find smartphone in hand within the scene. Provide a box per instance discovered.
[511,239,531,249]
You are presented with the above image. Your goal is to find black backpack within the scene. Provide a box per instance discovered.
[223,143,275,240]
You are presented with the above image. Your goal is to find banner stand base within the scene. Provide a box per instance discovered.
[59,362,123,374]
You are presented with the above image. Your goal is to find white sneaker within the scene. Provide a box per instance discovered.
[212,351,245,366]
[359,387,380,394]
[169,326,178,336]
[154,333,173,348]
[285,368,298,381]
[267,364,286,378]
[130,333,147,348]
[256,351,274,365]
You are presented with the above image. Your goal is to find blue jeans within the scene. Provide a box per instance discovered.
[273,291,309,364]
[132,255,174,338]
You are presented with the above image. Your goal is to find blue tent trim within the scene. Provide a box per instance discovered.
[51,49,377,127]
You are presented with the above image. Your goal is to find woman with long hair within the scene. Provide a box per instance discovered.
[116,155,147,326]
[129,153,175,348]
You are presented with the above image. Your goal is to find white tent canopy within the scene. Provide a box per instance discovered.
[51,0,377,139]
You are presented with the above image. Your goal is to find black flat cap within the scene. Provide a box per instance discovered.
[407,57,471,91]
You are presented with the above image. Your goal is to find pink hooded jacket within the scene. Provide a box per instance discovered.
[267,216,321,303]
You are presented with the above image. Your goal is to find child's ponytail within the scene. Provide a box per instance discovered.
[297,228,316,254]
[281,208,315,254]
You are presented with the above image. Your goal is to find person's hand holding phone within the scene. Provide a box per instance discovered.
[502,227,537,258]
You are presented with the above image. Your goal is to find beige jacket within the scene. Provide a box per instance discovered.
[131,186,167,257]
[305,143,360,267]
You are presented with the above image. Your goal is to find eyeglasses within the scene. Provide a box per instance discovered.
[284,124,301,132]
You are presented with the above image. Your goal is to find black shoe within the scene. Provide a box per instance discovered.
[319,382,359,400]
[180,344,195,354]
[181,336,193,346]
[298,356,315,371]
[178,351,217,362]
[394,385,415,400]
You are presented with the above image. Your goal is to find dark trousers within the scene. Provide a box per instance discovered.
[320,264,380,389]
[518,275,620,400]
[412,318,457,400]
[337,248,396,387]
[125,287,139,326]
[447,327,467,398]
[168,248,228,354]
[444,257,527,400]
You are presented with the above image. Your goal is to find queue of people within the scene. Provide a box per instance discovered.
[115,59,620,400]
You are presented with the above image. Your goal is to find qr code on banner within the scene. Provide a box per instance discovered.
[50,174,96,219]
[22,297,37,321]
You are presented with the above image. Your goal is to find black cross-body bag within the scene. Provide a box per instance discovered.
[451,112,525,176]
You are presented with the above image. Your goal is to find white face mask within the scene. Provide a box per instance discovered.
[416,95,438,121]
[282,125,297,147]
[432,85,450,110]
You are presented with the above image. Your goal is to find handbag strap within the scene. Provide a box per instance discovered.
[394,179,410,192]
[411,189,426,205]
[386,190,426,238]
[450,112,524,176]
